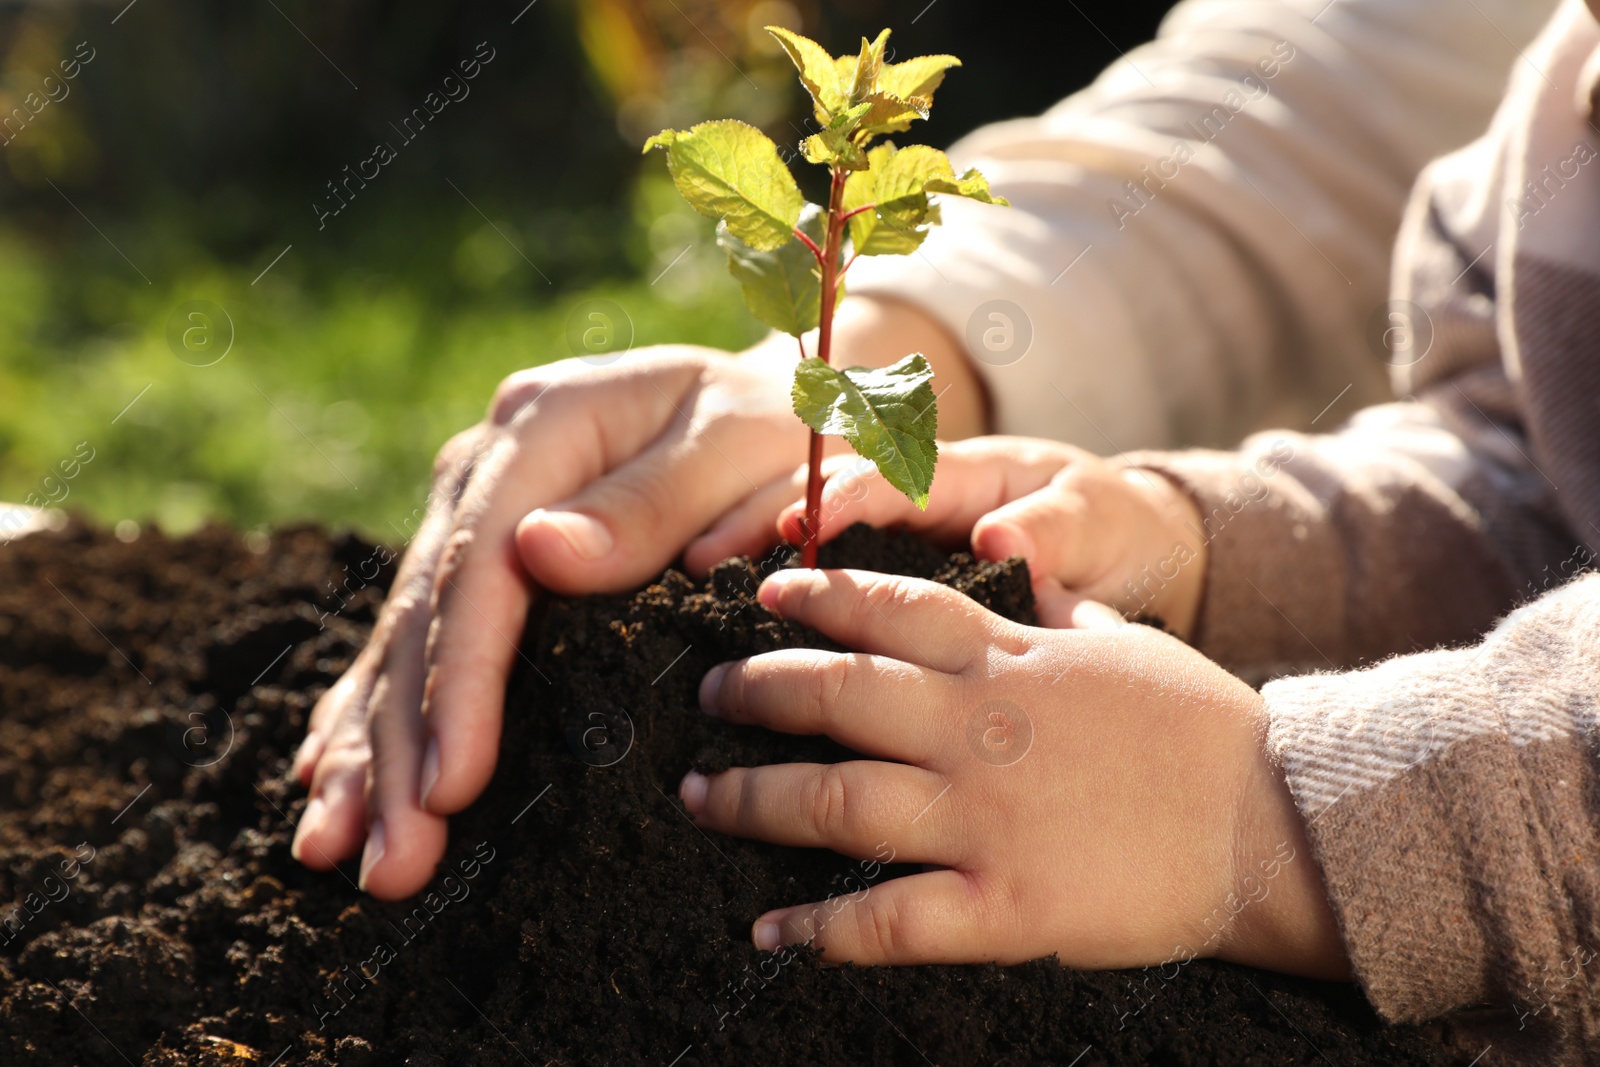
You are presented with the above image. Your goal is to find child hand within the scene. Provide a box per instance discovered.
[679,568,1348,978]
[774,438,1209,637]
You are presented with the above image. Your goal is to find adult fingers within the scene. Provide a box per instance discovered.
[294,549,447,871]
[291,426,483,868]
[776,437,1074,549]
[294,426,486,789]
[752,869,1001,964]
[357,630,449,899]
[681,464,809,576]
[422,359,717,815]
[757,569,1006,674]
[292,708,372,869]
[701,649,956,763]
[515,359,807,597]
[291,668,351,785]
[680,761,957,864]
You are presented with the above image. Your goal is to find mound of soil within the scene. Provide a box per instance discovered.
[0,521,1471,1065]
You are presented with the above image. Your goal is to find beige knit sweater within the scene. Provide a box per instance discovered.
[849,0,1556,450]
[1126,3,1600,1061]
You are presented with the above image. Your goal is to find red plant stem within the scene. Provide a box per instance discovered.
[791,226,825,261]
[799,166,850,568]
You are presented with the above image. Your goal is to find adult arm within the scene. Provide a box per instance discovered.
[847,0,1556,448]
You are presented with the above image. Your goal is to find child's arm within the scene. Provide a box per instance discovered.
[1120,392,1578,675]
[1261,575,1600,1057]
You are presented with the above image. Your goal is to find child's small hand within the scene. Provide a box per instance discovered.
[679,568,1348,978]
[775,438,1208,637]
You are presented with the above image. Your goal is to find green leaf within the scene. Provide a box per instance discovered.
[792,353,939,509]
[853,92,930,141]
[800,101,872,169]
[843,146,1007,255]
[844,29,892,105]
[766,26,844,122]
[878,54,961,106]
[643,120,805,251]
[802,132,867,169]
[843,143,950,255]
[925,167,1010,205]
[718,203,825,337]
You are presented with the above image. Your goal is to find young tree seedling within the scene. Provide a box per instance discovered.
[645,26,1007,567]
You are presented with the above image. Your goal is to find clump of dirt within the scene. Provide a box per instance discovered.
[0,521,1469,1064]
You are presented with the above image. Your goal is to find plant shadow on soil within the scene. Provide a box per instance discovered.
[0,521,1477,1065]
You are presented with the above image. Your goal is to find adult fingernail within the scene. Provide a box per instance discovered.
[290,732,325,780]
[291,797,327,862]
[753,919,781,951]
[358,819,387,891]
[679,770,708,815]
[699,665,728,715]
[419,737,441,810]
[528,509,614,561]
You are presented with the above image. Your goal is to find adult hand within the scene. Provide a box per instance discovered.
[291,345,813,897]
[290,297,986,900]
[680,568,1348,978]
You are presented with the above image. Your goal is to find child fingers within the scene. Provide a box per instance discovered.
[702,650,955,763]
[779,438,1074,549]
[777,456,927,547]
[971,476,1102,587]
[752,869,994,964]
[757,568,1002,673]
[680,762,958,864]
[1033,576,1128,631]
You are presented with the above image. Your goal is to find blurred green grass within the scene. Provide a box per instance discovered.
[0,0,1172,541]
[0,186,765,539]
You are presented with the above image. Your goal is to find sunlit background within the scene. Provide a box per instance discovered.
[0,0,1172,539]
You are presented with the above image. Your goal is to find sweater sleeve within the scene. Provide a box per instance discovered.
[1262,576,1600,1063]
[844,0,1555,450]
[1121,387,1578,677]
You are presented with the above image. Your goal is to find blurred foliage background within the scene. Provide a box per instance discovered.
[0,0,1174,538]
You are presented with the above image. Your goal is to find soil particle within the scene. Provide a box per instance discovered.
[0,521,1473,1064]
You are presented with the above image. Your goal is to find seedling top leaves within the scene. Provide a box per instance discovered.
[644,26,1008,564]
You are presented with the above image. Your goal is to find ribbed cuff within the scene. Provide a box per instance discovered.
[1119,444,1348,678]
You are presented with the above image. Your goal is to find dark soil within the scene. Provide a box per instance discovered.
[0,521,1476,1065]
